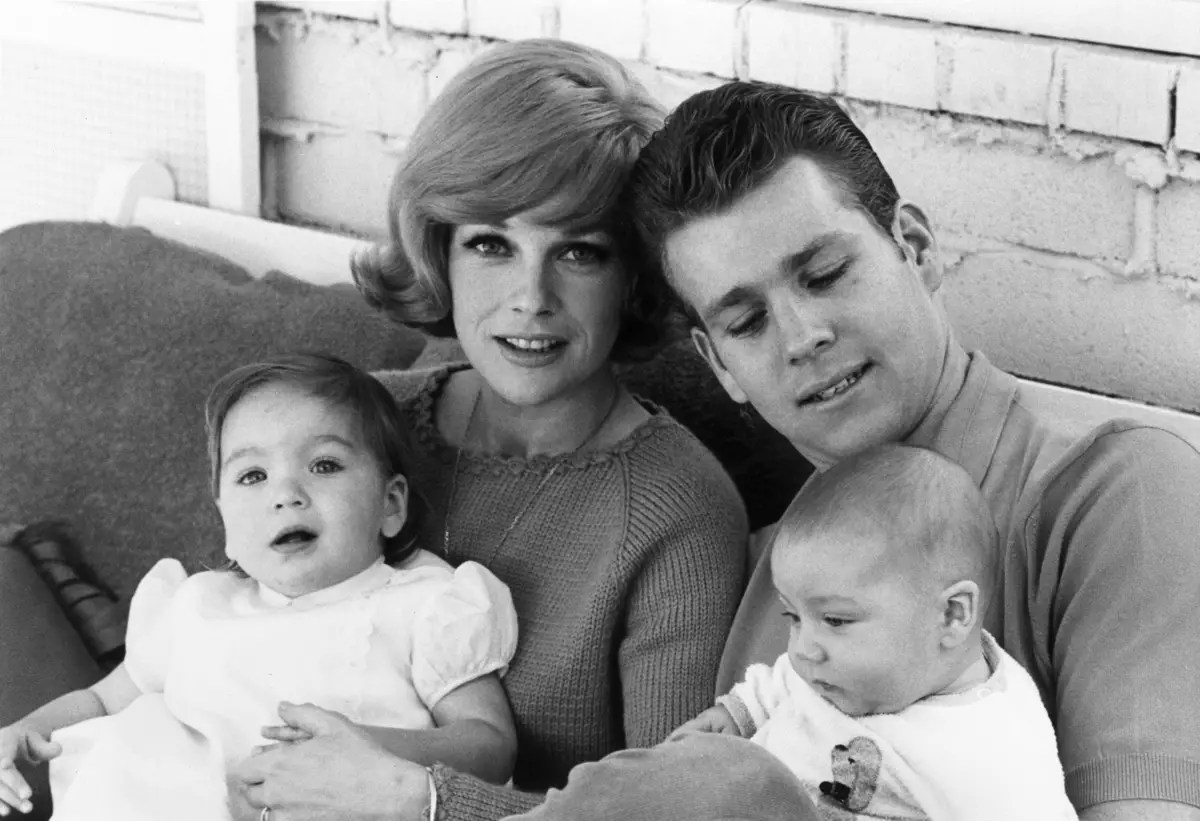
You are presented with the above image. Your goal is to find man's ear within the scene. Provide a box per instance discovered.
[939,579,980,649]
[891,201,942,294]
[381,474,408,539]
[690,327,750,405]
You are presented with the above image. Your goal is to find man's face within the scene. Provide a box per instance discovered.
[664,157,948,469]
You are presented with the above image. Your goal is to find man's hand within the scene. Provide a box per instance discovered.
[0,723,61,816]
[667,705,741,742]
[230,702,430,821]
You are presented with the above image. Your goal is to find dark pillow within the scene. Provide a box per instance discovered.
[0,221,426,602]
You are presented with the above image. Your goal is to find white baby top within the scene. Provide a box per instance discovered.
[719,632,1077,821]
[50,550,517,821]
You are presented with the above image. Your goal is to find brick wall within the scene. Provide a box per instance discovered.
[256,1,1200,412]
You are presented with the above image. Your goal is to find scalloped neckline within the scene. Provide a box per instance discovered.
[409,364,671,475]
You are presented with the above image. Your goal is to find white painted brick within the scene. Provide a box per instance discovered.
[943,244,1200,412]
[1060,47,1176,144]
[269,1,383,21]
[744,1,840,94]
[559,0,644,62]
[466,0,559,41]
[844,17,937,111]
[940,31,1052,126]
[269,130,398,239]
[388,0,467,34]
[257,20,433,136]
[1175,63,1200,154]
[627,62,724,111]
[645,0,740,78]
[1156,180,1200,279]
[862,111,1137,261]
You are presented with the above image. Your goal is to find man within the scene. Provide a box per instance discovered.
[619,81,1200,820]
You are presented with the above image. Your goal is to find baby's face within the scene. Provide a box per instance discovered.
[217,383,405,598]
[771,530,949,716]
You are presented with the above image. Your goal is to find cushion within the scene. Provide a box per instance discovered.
[0,221,427,602]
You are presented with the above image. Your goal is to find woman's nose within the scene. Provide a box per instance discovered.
[509,255,558,316]
[778,300,835,364]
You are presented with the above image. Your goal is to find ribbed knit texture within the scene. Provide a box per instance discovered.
[375,365,748,821]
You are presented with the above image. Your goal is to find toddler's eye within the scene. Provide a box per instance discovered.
[312,459,342,475]
[236,469,266,486]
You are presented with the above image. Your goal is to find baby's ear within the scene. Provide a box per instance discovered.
[939,579,980,649]
[381,474,408,539]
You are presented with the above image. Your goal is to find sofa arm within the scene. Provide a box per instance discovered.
[0,546,100,820]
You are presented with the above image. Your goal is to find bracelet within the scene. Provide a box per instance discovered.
[424,766,438,821]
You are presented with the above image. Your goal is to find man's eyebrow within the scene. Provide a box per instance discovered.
[699,231,846,324]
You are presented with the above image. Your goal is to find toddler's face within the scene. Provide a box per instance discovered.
[216,383,406,598]
[771,529,948,716]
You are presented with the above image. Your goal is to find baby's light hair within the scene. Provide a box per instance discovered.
[204,352,424,566]
[776,445,998,610]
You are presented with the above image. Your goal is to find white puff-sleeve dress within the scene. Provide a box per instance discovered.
[49,550,517,821]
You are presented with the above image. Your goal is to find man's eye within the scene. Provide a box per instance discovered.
[236,469,265,486]
[807,261,850,291]
[311,459,342,475]
[727,310,767,338]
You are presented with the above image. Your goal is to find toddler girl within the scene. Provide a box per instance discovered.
[0,353,517,820]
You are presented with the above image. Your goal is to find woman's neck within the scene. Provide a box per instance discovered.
[461,369,622,459]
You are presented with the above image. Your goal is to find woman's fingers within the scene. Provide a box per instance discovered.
[24,734,60,763]
[259,725,311,743]
[0,761,33,816]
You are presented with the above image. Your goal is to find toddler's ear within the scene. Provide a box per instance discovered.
[381,474,408,539]
[940,579,980,648]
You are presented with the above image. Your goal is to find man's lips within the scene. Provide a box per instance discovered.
[798,364,869,406]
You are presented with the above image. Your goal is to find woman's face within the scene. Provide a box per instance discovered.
[447,208,625,408]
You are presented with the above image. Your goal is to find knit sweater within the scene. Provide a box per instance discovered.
[373,365,749,821]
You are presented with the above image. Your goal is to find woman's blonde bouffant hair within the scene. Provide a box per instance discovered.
[351,39,669,362]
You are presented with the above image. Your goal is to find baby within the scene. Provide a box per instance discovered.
[0,353,518,820]
[673,444,1077,820]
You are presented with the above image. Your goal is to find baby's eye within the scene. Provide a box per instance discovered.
[311,458,343,475]
[780,610,800,625]
[236,469,266,486]
[823,615,852,628]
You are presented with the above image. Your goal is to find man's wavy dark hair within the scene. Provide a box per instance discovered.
[624,82,902,327]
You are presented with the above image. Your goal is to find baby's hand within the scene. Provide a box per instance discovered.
[667,705,741,742]
[0,723,60,815]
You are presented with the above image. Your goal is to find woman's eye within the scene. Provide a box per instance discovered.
[235,469,266,486]
[807,261,850,291]
[311,459,342,475]
[727,309,767,338]
[560,243,607,265]
[464,235,508,257]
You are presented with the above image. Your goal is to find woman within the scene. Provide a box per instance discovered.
[231,39,748,821]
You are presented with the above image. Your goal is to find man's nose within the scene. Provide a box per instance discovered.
[778,300,834,364]
[509,255,558,316]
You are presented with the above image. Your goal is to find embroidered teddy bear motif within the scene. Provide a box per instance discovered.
[815,736,928,820]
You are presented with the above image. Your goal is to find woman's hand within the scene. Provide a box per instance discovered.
[230,702,430,821]
[666,705,741,742]
[0,722,60,815]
